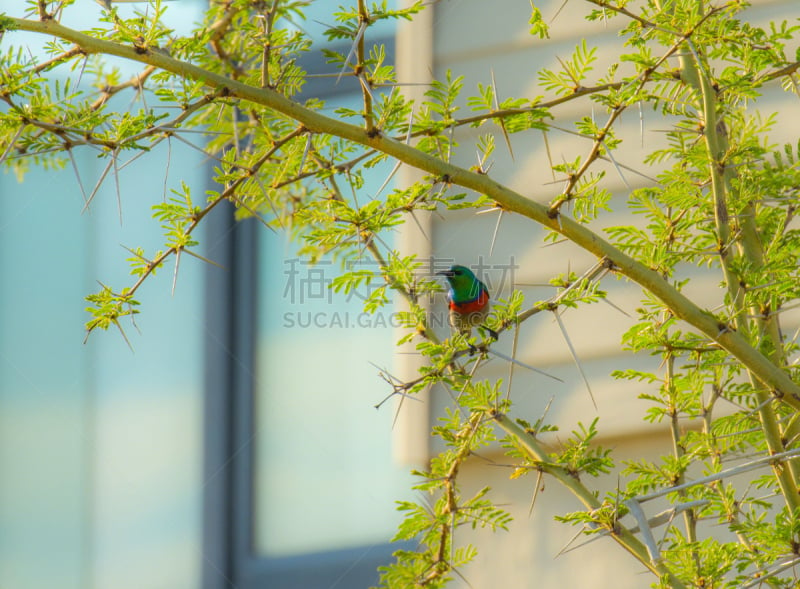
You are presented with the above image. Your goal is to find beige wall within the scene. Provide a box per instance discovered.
[397,0,800,586]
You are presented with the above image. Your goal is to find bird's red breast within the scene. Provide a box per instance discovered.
[449,289,489,314]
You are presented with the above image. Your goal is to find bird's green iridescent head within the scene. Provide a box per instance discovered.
[437,265,483,299]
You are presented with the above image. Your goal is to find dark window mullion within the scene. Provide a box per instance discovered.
[202,205,258,589]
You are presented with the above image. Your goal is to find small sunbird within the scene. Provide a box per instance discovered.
[438,264,565,382]
[437,265,499,341]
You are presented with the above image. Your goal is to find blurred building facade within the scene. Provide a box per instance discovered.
[400,1,800,587]
[0,1,798,589]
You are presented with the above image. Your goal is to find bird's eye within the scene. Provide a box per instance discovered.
[454,269,462,275]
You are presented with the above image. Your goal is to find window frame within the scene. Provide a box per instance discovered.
[201,36,408,589]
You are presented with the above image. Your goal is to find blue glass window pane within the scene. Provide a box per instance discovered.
[254,94,411,556]
[0,3,207,588]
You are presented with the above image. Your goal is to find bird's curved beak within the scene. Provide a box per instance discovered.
[436,270,455,277]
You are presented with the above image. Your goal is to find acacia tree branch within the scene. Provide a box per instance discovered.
[92,64,156,109]
[110,125,306,307]
[760,60,800,83]
[493,413,688,588]
[6,16,800,412]
[2,87,223,161]
[679,32,800,512]
[355,0,375,134]
[32,45,83,73]
[548,104,626,215]
[445,82,621,130]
